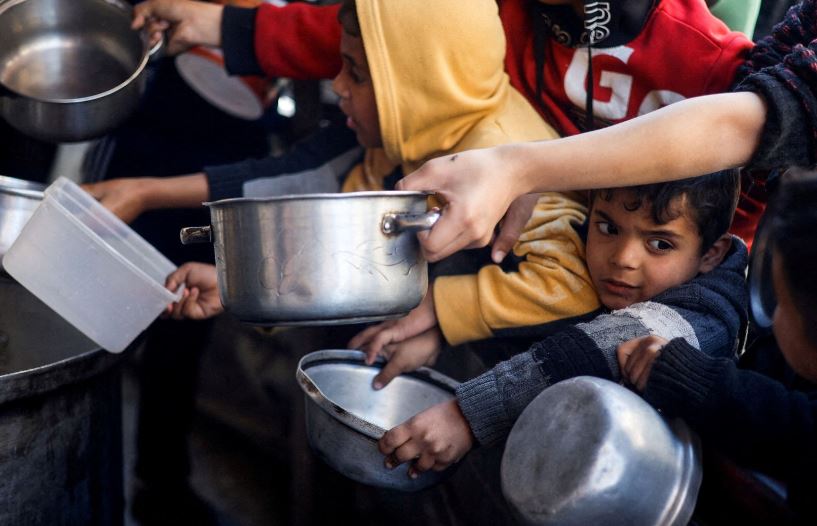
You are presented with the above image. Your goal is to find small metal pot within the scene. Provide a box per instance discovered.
[501,377,702,526]
[0,0,160,143]
[181,191,439,325]
[0,175,44,259]
[296,349,459,491]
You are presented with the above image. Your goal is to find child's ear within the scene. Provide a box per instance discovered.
[697,234,732,274]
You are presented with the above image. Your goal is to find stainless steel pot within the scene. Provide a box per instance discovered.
[181,191,440,325]
[0,0,160,143]
[501,377,702,526]
[0,175,44,259]
[296,349,459,491]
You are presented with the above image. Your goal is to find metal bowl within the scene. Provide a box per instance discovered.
[501,377,701,526]
[296,349,459,491]
[0,0,159,142]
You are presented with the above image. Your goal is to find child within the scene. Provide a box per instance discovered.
[617,170,817,519]
[129,0,755,254]
[164,0,602,340]
[373,169,747,479]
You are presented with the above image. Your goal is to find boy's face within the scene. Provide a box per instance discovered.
[586,191,726,310]
[772,253,817,382]
[332,29,383,148]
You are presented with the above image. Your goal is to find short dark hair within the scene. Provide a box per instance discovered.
[770,169,817,341]
[338,0,360,37]
[589,169,740,253]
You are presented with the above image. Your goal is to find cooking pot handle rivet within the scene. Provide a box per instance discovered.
[180,226,212,245]
[381,210,441,235]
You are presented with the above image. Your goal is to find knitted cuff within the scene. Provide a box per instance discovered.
[222,6,263,76]
[456,370,510,446]
[643,338,731,416]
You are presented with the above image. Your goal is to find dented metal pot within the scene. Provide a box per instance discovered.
[180,191,439,325]
[296,350,459,491]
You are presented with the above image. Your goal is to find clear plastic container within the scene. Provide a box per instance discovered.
[4,177,182,353]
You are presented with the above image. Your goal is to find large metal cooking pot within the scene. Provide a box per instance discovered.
[0,275,124,525]
[502,377,702,526]
[0,175,44,258]
[180,191,439,325]
[296,349,459,491]
[0,0,160,142]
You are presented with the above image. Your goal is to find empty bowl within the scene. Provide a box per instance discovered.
[296,349,460,491]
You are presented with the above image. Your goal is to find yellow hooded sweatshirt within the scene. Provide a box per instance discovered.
[343,0,600,345]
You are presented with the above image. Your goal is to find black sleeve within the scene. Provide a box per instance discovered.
[204,123,359,201]
[221,6,263,76]
[643,338,817,515]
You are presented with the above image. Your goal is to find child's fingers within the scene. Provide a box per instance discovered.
[379,424,411,456]
[181,287,201,318]
[410,452,436,477]
[372,349,412,390]
[626,344,652,387]
[348,320,395,353]
[616,338,638,371]
[390,440,422,467]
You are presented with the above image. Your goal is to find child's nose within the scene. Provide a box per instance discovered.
[609,241,640,269]
[331,75,348,100]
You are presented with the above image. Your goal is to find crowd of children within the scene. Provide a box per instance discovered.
[92,0,817,522]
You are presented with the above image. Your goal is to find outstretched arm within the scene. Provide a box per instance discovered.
[400,92,767,261]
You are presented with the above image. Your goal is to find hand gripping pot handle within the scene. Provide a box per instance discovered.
[381,209,441,235]
[180,226,212,244]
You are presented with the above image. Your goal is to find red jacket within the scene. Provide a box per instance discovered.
[252,0,751,134]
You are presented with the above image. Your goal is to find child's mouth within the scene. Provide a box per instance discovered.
[602,279,637,296]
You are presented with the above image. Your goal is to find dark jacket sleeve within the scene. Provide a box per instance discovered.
[204,123,359,201]
[644,338,817,517]
[735,0,817,170]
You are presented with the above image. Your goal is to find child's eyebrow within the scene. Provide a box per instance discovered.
[641,228,681,239]
[593,210,615,223]
[341,53,359,69]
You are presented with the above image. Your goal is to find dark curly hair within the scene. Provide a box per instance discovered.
[338,0,360,37]
[590,169,740,253]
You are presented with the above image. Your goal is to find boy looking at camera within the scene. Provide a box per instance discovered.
[376,169,748,479]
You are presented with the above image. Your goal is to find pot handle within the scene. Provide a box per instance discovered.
[381,209,441,235]
[180,226,212,244]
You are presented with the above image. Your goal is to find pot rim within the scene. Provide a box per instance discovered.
[204,190,433,208]
[296,349,459,440]
[0,0,156,104]
[0,175,45,199]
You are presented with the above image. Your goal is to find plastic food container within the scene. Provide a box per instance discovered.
[4,177,182,353]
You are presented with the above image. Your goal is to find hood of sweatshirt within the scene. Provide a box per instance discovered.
[355,0,558,172]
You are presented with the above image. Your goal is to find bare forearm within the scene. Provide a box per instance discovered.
[508,92,767,193]
[143,173,210,210]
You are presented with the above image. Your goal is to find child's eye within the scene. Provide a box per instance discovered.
[596,221,617,235]
[647,239,674,251]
